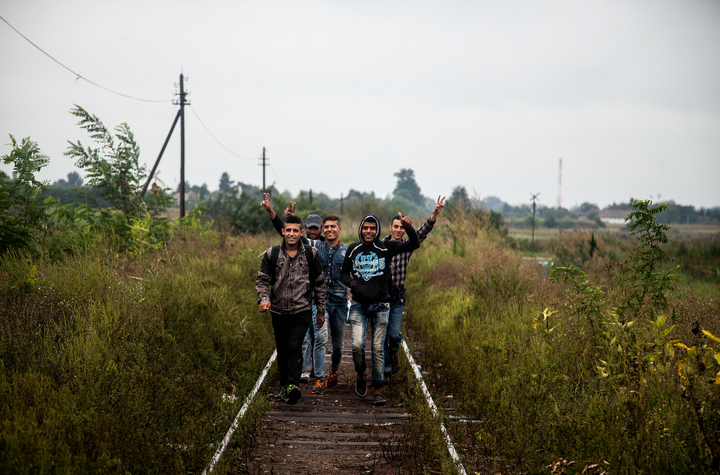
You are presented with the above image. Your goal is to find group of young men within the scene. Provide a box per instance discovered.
[256,193,445,406]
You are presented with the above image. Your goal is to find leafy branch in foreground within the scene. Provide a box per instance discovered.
[64,105,149,218]
[0,135,50,253]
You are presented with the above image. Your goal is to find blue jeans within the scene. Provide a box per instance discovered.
[384,297,404,374]
[327,302,350,373]
[301,305,328,379]
[349,301,389,389]
[301,326,313,374]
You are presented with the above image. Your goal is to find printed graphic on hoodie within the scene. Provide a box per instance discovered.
[353,251,385,281]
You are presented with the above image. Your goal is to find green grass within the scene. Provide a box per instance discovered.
[508,222,720,242]
[401,216,720,474]
[0,230,276,474]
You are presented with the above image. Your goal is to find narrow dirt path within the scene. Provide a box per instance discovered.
[228,320,412,474]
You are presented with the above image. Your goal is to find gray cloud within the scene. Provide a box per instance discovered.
[1,0,719,208]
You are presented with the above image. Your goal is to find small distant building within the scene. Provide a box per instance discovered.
[598,209,630,224]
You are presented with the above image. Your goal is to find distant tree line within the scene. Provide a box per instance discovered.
[3,104,717,257]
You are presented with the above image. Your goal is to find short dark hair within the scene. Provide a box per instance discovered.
[284,215,302,228]
[323,214,340,225]
[390,216,403,227]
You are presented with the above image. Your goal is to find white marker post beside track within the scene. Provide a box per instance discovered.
[203,349,277,474]
[401,340,468,475]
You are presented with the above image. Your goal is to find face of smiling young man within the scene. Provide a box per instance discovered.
[361,220,377,243]
[282,222,302,249]
[323,219,341,246]
[390,217,406,241]
[306,226,322,240]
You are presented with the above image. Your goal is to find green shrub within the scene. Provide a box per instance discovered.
[0,135,50,254]
[402,203,720,474]
[0,231,275,473]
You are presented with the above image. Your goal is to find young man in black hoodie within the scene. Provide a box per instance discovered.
[340,213,419,406]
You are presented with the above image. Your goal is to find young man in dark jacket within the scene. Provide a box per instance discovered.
[260,194,347,395]
[256,215,327,404]
[340,213,419,406]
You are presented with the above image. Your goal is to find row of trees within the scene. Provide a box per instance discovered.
[2,105,499,257]
[3,105,715,256]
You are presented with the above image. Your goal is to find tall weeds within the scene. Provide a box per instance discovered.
[0,230,275,473]
[403,203,720,474]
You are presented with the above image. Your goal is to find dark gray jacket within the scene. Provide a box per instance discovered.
[256,241,326,316]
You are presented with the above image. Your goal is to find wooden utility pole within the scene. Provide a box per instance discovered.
[261,147,267,191]
[531,193,540,254]
[140,109,180,198]
[178,73,188,218]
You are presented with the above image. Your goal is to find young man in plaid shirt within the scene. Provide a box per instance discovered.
[382,195,445,379]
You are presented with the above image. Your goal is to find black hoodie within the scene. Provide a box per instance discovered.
[340,213,420,305]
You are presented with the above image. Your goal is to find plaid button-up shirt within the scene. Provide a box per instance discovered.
[382,218,435,298]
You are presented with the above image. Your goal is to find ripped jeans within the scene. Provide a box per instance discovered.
[349,301,389,389]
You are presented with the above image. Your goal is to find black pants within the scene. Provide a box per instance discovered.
[272,310,312,387]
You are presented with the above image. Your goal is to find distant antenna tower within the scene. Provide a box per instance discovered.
[556,158,563,208]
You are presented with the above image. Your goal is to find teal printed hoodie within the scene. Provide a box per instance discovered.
[340,213,419,306]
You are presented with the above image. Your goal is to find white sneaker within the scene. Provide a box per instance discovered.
[300,372,310,383]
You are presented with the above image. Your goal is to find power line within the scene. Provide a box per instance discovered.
[268,163,289,192]
[0,14,171,103]
[187,105,253,160]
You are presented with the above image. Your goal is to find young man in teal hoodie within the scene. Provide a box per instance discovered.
[340,213,419,406]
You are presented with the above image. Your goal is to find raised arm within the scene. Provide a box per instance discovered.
[388,213,419,255]
[429,195,445,222]
[417,195,445,243]
[261,192,285,236]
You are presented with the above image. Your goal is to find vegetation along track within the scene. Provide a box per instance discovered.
[213,316,464,475]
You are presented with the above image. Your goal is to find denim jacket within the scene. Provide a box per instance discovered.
[315,242,348,305]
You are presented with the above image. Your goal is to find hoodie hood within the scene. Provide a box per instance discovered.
[357,214,381,243]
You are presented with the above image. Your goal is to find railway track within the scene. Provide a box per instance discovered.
[230,323,412,474]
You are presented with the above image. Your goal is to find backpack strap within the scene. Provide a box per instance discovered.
[304,244,316,282]
[268,244,281,286]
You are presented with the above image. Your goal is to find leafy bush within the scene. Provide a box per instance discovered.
[0,135,50,254]
[402,198,720,474]
[620,199,679,316]
[0,231,275,473]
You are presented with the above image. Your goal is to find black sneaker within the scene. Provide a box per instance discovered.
[271,387,289,403]
[373,394,386,406]
[355,378,368,398]
[286,384,301,405]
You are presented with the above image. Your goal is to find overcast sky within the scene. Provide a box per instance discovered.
[1,0,719,209]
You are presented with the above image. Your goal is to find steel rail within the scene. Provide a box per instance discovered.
[203,349,277,474]
[402,340,468,475]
